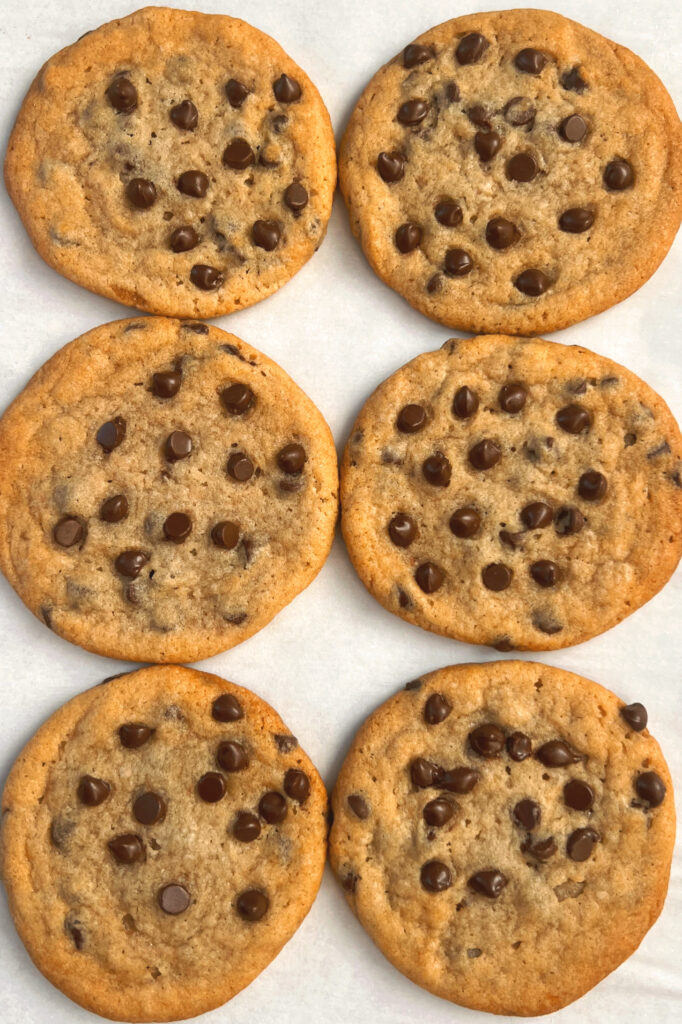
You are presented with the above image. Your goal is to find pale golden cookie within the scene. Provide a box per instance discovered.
[340,334,682,650]
[5,6,336,317]
[0,317,338,662]
[330,661,675,1015]
[339,9,682,333]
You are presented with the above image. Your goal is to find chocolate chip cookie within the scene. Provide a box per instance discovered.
[1,665,327,1021]
[330,661,674,1015]
[339,9,682,334]
[341,334,682,650]
[5,6,335,317]
[0,317,338,662]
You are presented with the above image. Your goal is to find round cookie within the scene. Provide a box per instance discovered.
[0,317,338,662]
[330,661,675,1016]
[341,334,682,650]
[4,6,336,317]
[339,9,682,334]
[1,665,327,1022]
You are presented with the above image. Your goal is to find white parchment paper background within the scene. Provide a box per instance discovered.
[0,1,680,1021]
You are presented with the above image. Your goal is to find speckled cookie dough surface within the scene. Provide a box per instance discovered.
[339,9,682,334]
[0,317,338,662]
[340,335,682,651]
[4,6,336,317]
[330,661,674,1016]
[1,666,328,1022]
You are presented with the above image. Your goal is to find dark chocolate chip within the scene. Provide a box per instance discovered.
[410,757,441,788]
[97,417,126,452]
[152,370,182,398]
[126,178,157,209]
[397,99,428,126]
[347,794,369,820]
[506,153,538,182]
[68,922,85,950]
[536,740,582,767]
[530,560,559,587]
[165,430,192,461]
[233,812,261,842]
[78,775,111,806]
[469,723,505,757]
[119,723,153,748]
[466,104,491,128]
[377,151,405,182]
[114,550,149,579]
[424,693,451,725]
[252,220,281,250]
[237,889,269,921]
[221,382,254,414]
[559,208,594,233]
[557,404,592,434]
[474,131,501,161]
[422,452,451,486]
[524,836,557,861]
[226,79,249,107]
[190,265,223,290]
[227,453,254,481]
[521,502,553,529]
[217,741,248,772]
[513,798,540,829]
[212,693,243,722]
[284,769,310,803]
[223,138,254,170]
[158,884,190,915]
[53,517,84,548]
[555,506,585,535]
[499,383,527,413]
[450,507,480,538]
[578,470,607,501]
[440,767,480,794]
[561,66,587,92]
[415,562,444,593]
[444,248,474,276]
[170,100,198,130]
[469,439,501,470]
[395,223,422,252]
[563,779,594,811]
[106,76,137,113]
[211,521,240,550]
[453,385,478,418]
[567,827,599,861]
[504,96,536,125]
[284,183,308,212]
[468,870,507,898]
[515,48,547,74]
[507,732,532,761]
[515,269,550,296]
[397,403,426,433]
[177,170,208,198]
[635,771,666,807]
[620,703,648,732]
[486,217,519,250]
[273,73,301,102]
[163,512,192,543]
[421,860,451,891]
[423,797,454,827]
[169,225,200,253]
[403,43,433,68]
[559,114,587,142]
[260,791,288,824]
[456,33,489,65]
[197,772,226,803]
[482,563,512,591]
[108,834,144,864]
[604,159,634,190]
[435,199,463,227]
[499,529,525,549]
[133,792,166,824]
[389,513,417,547]
[277,443,306,474]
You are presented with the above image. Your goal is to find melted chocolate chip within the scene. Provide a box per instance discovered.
[119,723,153,748]
[260,791,288,824]
[421,860,452,891]
[453,385,478,418]
[252,220,281,251]
[211,521,240,550]
[397,403,426,433]
[530,560,558,588]
[469,439,501,470]
[165,430,192,461]
[133,792,166,824]
[221,382,254,414]
[397,99,428,126]
[635,771,666,807]
[486,217,519,250]
[515,48,547,74]
[223,138,254,170]
[422,452,451,486]
[499,529,524,550]
[395,223,422,253]
[564,779,594,811]
[524,836,557,861]
[521,502,553,529]
[403,43,433,68]
[474,131,501,161]
[567,827,599,861]
[504,96,535,125]
[559,208,594,233]
[604,159,634,190]
[470,723,505,757]
[466,105,491,128]
[126,178,157,209]
[284,769,310,803]
[435,199,463,227]
[114,550,149,579]
[440,767,480,794]
[158,884,190,915]
[97,417,126,452]
[507,732,532,761]
[106,76,137,113]
[444,248,474,276]
[450,507,480,538]
[284,183,308,212]
[170,100,198,130]
[53,517,84,548]
[506,153,538,183]
[499,383,527,413]
[513,798,540,830]
[482,563,512,591]
[108,834,144,864]
[389,513,417,547]
[163,512,192,543]
[152,370,182,398]
[273,74,301,103]
[515,269,550,296]
[212,693,243,721]
[578,470,607,501]
[468,870,507,898]
[555,506,584,535]
[177,170,208,198]
[226,79,249,107]
[227,452,254,481]
[423,797,453,827]
[190,265,223,290]
[377,151,405,182]
[78,775,110,806]
[415,562,445,593]
[556,404,592,434]
[536,740,582,767]
[561,66,587,93]
[410,757,441,788]
[620,703,648,732]
[234,812,261,842]
[456,33,489,65]
[424,693,451,725]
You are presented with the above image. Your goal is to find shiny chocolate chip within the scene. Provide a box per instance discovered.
[564,779,594,811]
[423,452,451,486]
[604,159,634,190]
[395,223,422,253]
[163,512,192,543]
[499,383,527,413]
[78,775,110,806]
[211,521,240,550]
[222,382,254,414]
[53,517,84,548]
[377,151,405,183]
[578,470,607,501]
[126,178,157,209]
[469,723,505,757]
[284,769,310,803]
[450,507,480,538]
[507,732,532,761]
[389,513,417,547]
[559,208,594,233]
[119,723,153,748]
[133,792,166,825]
[435,200,463,227]
[555,506,584,535]
[530,560,558,587]
[424,693,451,725]
[106,76,137,113]
[165,430,192,461]
[190,264,223,290]
[97,417,126,452]
[440,767,480,794]
[521,502,553,529]
[226,79,249,107]
[403,43,433,68]
[620,703,648,732]
[468,870,507,898]
[273,73,301,102]
[567,827,599,861]
[444,248,473,276]
[453,385,478,418]
[284,183,308,212]
[158,884,190,915]
[469,439,501,470]
[556,404,592,434]
[482,563,512,591]
[397,99,428,126]
[277,443,306,474]
[170,225,200,253]
[152,370,182,398]
[99,494,129,524]
[197,772,226,803]
[536,740,582,767]
[108,834,144,864]
[397,403,426,433]
[234,812,261,842]
[486,218,519,250]
[170,100,198,130]
[415,562,444,593]
[423,797,453,827]
[177,170,208,197]
[212,693,243,721]
[410,757,441,788]
[237,889,269,921]
[635,771,666,807]
[456,33,489,65]
[252,220,281,250]
[515,269,550,296]
[474,131,501,161]
[559,114,587,142]
[217,741,248,772]
[260,791,288,824]
[513,798,540,830]
[515,48,547,74]
[421,860,452,891]
[227,453,254,481]
[506,153,537,182]
[114,550,149,579]
[223,138,254,170]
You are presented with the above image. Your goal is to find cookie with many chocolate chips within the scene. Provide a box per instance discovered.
[0,317,337,661]
[4,7,335,317]
[341,334,682,650]
[330,661,674,1015]
[1,666,327,1022]
[339,9,682,333]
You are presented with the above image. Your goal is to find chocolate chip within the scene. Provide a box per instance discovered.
[559,114,587,142]
[177,170,208,198]
[377,151,405,183]
[343,794,369,821]
[456,33,489,65]
[620,703,648,732]
[389,513,417,547]
[474,131,501,161]
[515,269,550,296]
[444,248,473,276]
[524,837,557,861]
[126,177,157,209]
[440,767,480,794]
[284,769,310,804]
[211,521,240,550]
[504,96,536,125]
[422,452,451,486]
[410,757,441,788]
[453,385,478,418]
[515,48,547,74]
[499,383,527,413]
[499,529,525,550]
[513,798,540,829]
[424,693,451,725]
[482,563,512,591]
[530,560,558,588]
[532,612,563,635]
[469,723,505,757]
[536,740,582,767]
[165,430,192,462]
[108,834,144,864]
[564,780,594,811]
[119,723,153,748]
[507,732,532,761]
[227,452,254,481]
[556,404,592,434]
[152,370,182,399]
[252,220,281,251]
[97,417,126,452]
[403,43,433,68]
[578,470,607,501]
[421,860,451,891]
[521,502,553,529]
[170,100,198,130]
[68,922,85,949]
[212,693,243,722]
[450,507,480,538]
[114,550,149,579]
[398,99,428,126]
[486,218,519,250]
[259,791,287,824]
[133,792,166,824]
[273,73,301,102]
[284,183,308,212]
[221,382,254,415]
[237,889,269,921]
[53,516,84,548]
[635,771,666,807]
[466,105,491,128]
[217,741,248,772]
[422,796,453,827]
[397,403,426,433]
[78,775,110,806]
[163,512,192,543]
[277,443,306,475]
[561,67,587,93]
[567,827,599,861]
[222,138,254,170]
[469,439,501,470]
[106,76,137,113]
[506,153,537,182]
[170,225,200,252]
[555,506,584,535]
[604,159,634,190]
[190,265,223,290]
[158,884,190,915]
[468,870,507,898]
[233,812,261,842]
[431,200,462,231]
[226,79,249,107]
[395,223,422,253]
[415,562,444,593]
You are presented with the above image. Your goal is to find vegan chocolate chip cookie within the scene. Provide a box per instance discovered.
[339,9,682,334]
[1,665,327,1022]
[330,661,674,1015]
[4,6,335,317]
[340,334,682,650]
[0,317,338,662]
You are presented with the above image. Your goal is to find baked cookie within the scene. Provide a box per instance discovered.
[339,9,682,334]
[340,334,682,651]
[330,661,674,1015]
[0,317,338,662]
[1,665,327,1022]
[4,6,335,317]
